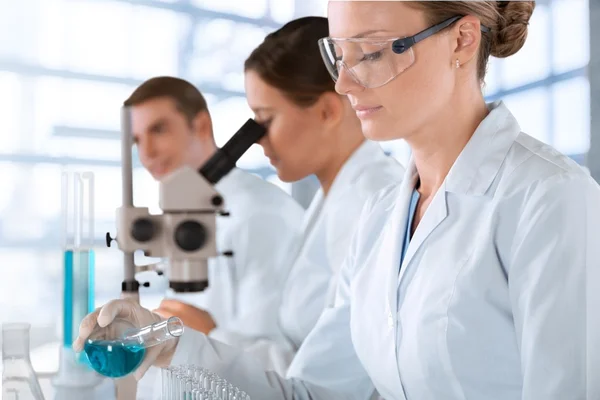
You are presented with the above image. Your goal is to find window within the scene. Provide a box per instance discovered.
[502,87,551,144]
[187,20,270,91]
[209,96,267,169]
[270,0,295,23]
[0,72,21,153]
[499,4,551,89]
[552,76,591,155]
[191,0,268,19]
[37,0,188,78]
[485,0,589,160]
[552,0,590,74]
[34,78,130,159]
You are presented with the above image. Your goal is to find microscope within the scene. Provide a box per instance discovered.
[107,107,266,296]
[106,107,266,399]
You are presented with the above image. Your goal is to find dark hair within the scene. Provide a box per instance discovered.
[244,16,335,108]
[124,76,209,124]
[409,1,535,80]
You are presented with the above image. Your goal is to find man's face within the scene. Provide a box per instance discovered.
[131,97,198,180]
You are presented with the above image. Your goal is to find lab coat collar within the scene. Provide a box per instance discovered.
[327,140,387,201]
[444,101,521,195]
[304,140,385,236]
[386,161,419,308]
[385,102,519,317]
[213,167,243,195]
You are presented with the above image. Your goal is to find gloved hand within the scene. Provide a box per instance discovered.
[73,299,180,381]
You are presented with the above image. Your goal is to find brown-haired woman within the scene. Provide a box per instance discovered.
[239,15,403,375]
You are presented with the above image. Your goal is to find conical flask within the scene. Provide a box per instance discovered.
[2,323,46,400]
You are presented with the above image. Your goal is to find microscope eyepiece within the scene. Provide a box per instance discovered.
[199,119,266,184]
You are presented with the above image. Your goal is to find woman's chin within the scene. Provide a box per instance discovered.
[275,168,306,184]
[361,121,401,142]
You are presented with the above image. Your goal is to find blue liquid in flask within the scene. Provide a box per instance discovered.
[84,340,146,378]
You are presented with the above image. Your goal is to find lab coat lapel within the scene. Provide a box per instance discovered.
[397,101,519,286]
[386,161,419,315]
[326,140,386,203]
[298,189,325,254]
[303,190,324,234]
[398,182,448,287]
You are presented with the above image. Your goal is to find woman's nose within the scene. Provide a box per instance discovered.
[335,64,364,95]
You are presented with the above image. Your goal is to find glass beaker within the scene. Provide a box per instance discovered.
[2,323,46,400]
[83,317,183,378]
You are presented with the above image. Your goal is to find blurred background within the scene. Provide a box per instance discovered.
[0,0,596,380]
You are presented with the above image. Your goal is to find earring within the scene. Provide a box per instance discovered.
[455,59,460,69]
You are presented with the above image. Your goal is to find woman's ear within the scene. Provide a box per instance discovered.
[452,15,483,67]
[318,92,345,128]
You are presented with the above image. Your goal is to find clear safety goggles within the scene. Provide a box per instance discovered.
[318,16,490,89]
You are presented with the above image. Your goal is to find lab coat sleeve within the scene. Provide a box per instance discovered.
[285,247,375,398]
[284,193,378,398]
[169,326,363,400]
[168,210,375,399]
[208,331,297,376]
[508,174,600,400]
[209,210,300,344]
[325,170,401,306]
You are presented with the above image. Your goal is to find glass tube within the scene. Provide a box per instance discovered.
[61,171,95,348]
[161,365,252,399]
[227,383,236,400]
[162,368,171,400]
[54,171,101,388]
[122,316,184,347]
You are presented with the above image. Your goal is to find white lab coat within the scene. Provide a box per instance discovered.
[211,140,405,375]
[168,101,600,400]
[165,168,305,341]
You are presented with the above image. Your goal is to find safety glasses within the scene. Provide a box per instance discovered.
[318,16,490,89]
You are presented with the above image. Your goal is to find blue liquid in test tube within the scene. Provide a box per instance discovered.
[63,248,95,348]
[53,171,100,388]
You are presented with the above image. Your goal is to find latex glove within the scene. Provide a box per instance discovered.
[73,299,180,381]
[155,299,216,335]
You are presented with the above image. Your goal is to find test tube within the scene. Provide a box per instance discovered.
[186,377,195,399]
[203,372,212,391]
[214,379,223,399]
[122,316,184,347]
[162,365,252,399]
[227,383,236,400]
[162,368,172,400]
[53,171,100,389]
[60,171,95,348]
